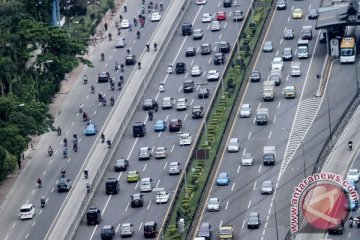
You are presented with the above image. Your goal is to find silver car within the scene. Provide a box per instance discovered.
[155,147,167,159]
[120,223,134,237]
[191,65,202,76]
[168,162,181,175]
[211,21,220,31]
[115,38,126,48]
[240,104,252,118]
[138,147,152,160]
[193,29,204,40]
[241,153,254,166]
[161,96,174,109]
[207,197,220,211]
[261,181,274,194]
[263,41,273,52]
[176,98,188,111]
[227,138,239,152]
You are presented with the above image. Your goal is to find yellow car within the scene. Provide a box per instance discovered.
[127,170,140,183]
[292,8,303,19]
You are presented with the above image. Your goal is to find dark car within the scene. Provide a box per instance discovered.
[169,119,182,132]
[131,193,144,207]
[57,178,72,192]
[101,225,115,240]
[247,212,261,228]
[198,88,209,99]
[308,9,318,19]
[125,54,136,65]
[282,47,293,61]
[219,41,230,53]
[328,220,344,235]
[192,106,204,119]
[176,62,186,74]
[183,80,195,93]
[143,98,156,110]
[284,29,294,40]
[233,10,243,21]
[182,23,193,36]
[98,72,110,83]
[223,0,232,7]
[198,222,212,239]
[250,71,261,82]
[114,158,129,171]
[214,53,225,65]
[86,207,102,225]
[185,47,196,57]
[105,177,119,195]
[319,32,326,43]
[144,221,158,238]
[201,43,212,55]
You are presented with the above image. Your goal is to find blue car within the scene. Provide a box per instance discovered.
[84,123,97,136]
[216,172,230,186]
[154,120,166,132]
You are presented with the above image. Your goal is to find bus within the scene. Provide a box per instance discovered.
[340,37,356,63]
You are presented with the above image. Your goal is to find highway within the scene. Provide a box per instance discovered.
[0,1,175,240]
[73,0,253,239]
[192,0,333,239]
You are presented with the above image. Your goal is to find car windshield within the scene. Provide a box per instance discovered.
[348,170,358,176]
[140,148,148,154]
[144,99,152,105]
[209,199,218,204]
[220,228,231,234]
[144,225,154,231]
[219,173,227,179]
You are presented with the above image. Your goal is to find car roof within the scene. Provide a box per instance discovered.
[21,204,33,209]
[241,103,250,108]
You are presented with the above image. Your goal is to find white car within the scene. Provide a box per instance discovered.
[191,65,202,76]
[20,204,35,220]
[271,57,283,71]
[207,198,220,211]
[155,147,167,159]
[120,223,134,237]
[176,98,188,111]
[120,19,130,29]
[240,104,252,118]
[156,191,169,203]
[196,0,207,5]
[161,96,174,109]
[202,13,212,23]
[241,153,254,166]
[207,70,219,81]
[347,169,360,182]
[211,21,220,31]
[169,162,181,175]
[179,132,192,145]
[151,12,161,22]
[227,138,239,152]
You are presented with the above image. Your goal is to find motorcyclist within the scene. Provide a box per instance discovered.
[83,75,88,84]
[350,216,354,228]
[91,84,95,94]
[154,2,158,9]
[160,2,163,11]
[106,139,112,148]
[101,53,105,61]
[119,14,123,22]
[129,22,132,31]
[86,181,90,193]
[110,96,115,105]
[79,104,83,113]
[137,30,140,39]
[63,138,68,146]
[63,147,68,158]
[98,92,103,102]
[73,133,77,140]
[108,32,112,41]
[57,126,62,136]
[48,146,53,156]
[349,140,353,150]
[127,48,131,54]
[154,42,158,51]
[83,112,88,121]
[120,63,125,72]
[115,61,119,70]
[124,5,127,12]
[73,141,78,152]
[102,97,107,106]
[146,43,150,52]
[40,196,45,207]
[167,63,173,73]
[37,178,42,187]
[138,61,141,69]
[117,27,121,35]
[118,81,122,90]
[84,169,88,179]
[110,81,115,91]
[119,73,124,83]
[159,82,165,92]
[153,101,158,112]
[148,110,153,120]
[101,133,105,143]
[61,168,66,176]
[133,17,137,26]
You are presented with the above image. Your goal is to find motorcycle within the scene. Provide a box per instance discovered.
[118,82,122,91]
[57,127,62,136]
[48,149,53,157]
[83,76,88,84]
[110,97,115,106]
[79,105,83,113]
[148,111,153,121]
[84,170,88,179]
[86,183,90,193]
[41,200,45,208]
[63,149,68,158]
[73,143,78,152]
[110,83,115,91]
[167,65,173,74]
[101,53,105,61]
[154,104,158,112]
[107,139,112,148]
[349,141,353,150]
[91,85,95,94]
[83,113,89,122]
[138,62,141,70]
[115,62,120,71]
[37,179,42,188]
[159,83,165,92]
[102,99,107,107]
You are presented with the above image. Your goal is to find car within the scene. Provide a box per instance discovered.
[182,23,193,36]
[114,158,129,171]
[156,191,169,204]
[308,9,318,19]
[169,119,182,132]
[207,197,220,211]
[143,98,156,110]
[207,70,219,81]
[183,80,195,93]
[154,120,166,132]
[216,172,230,186]
[125,54,136,65]
[84,123,97,136]
[247,212,261,228]
[240,103,252,118]
[191,65,202,76]
[140,177,154,192]
[20,204,35,220]
[261,180,274,194]
[216,11,226,21]
[223,0,233,7]
[227,138,239,152]
[175,62,186,74]
[214,53,225,65]
[347,169,360,182]
[284,29,294,40]
[271,57,283,70]
[144,221,158,238]
[176,98,188,111]
[211,21,220,31]
[193,29,204,40]
[196,0,207,5]
[241,153,254,166]
[250,70,261,82]
[282,47,293,61]
[138,147,152,160]
[292,8,303,19]
[169,162,181,175]
[202,13,212,23]
[105,178,119,195]
[219,41,230,53]
[127,170,140,183]
[276,0,287,10]
[131,193,144,207]
[198,88,210,99]
[120,19,130,28]
[178,132,192,145]
[98,72,110,83]
[198,222,212,239]
[185,47,196,57]
[115,37,126,48]
[57,177,72,192]
[161,96,174,109]
[155,146,167,159]
[263,41,273,52]
[201,43,212,55]
[86,207,102,225]
[120,223,134,237]
[101,225,115,240]
[328,220,344,235]
[233,10,244,21]
[150,12,161,21]
[192,105,204,119]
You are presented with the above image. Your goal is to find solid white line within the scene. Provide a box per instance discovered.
[127,138,138,160]
[116,172,123,181]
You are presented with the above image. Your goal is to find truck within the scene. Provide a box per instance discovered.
[219,225,234,240]
[291,62,301,76]
[301,26,312,40]
[263,146,276,165]
[269,69,281,86]
[262,81,275,101]
[256,108,268,125]
[283,85,296,98]
[297,39,309,59]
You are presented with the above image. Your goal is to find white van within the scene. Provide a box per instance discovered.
[20,204,35,220]
[140,178,154,192]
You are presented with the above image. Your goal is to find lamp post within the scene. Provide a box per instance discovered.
[6,104,25,121]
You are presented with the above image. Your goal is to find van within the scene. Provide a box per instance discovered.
[140,177,154,192]
[20,204,35,220]
[182,23,193,36]
[133,122,146,137]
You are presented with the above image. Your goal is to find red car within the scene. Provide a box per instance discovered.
[169,119,182,132]
[216,11,226,21]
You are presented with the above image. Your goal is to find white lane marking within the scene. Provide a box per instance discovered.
[156,180,160,188]
[71,122,74,126]
[275,50,279,56]
[39,209,42,215]
[67,158,71,163]
[86,95,89,99]
[32,221,36,227]
[184,113,188,121]
[138,222,143,231]
[42,170,46,175]
[224,23,227,29]
[268,131,272,139]
[190,99,194,105]
[135,181,139,190]
[219,220,223,229]
[219,34,222,40]
[191,59,194,65]
[185,72,189,79]
[178,86,182,92]
[49,159,52,164]
[32,189,35,194]
[208,58,211,64]
[93,110,97,115]
[25,233,29,239]
[165,115,169,121]
[253,182,257,190]
[116,223,121,232]
[243,148,246,154]
[248,200,252,208]
[147,200,152,210]
[117,172,123,181]
[242,219,246,229]
[142,163,147,172]
[51,187,55,192]
[225,201,229,210]
[288,16,290,21]
[248,132,251,139]
[237,165,241,173]
[278,102,281,109]
[273,116,277,123]
[286,74,289,81]
[257,102,261,109]
[231,183,235,191]
[258,165,262,173]
[125,202,130,212]
[253,117,256,124]
[127,137,139,160]
[280,38,283,45]
[11,223,15,229]
[65,130,69,135]
[158,132,162,137]
[163,162,168,170]
[171,145,175,152]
